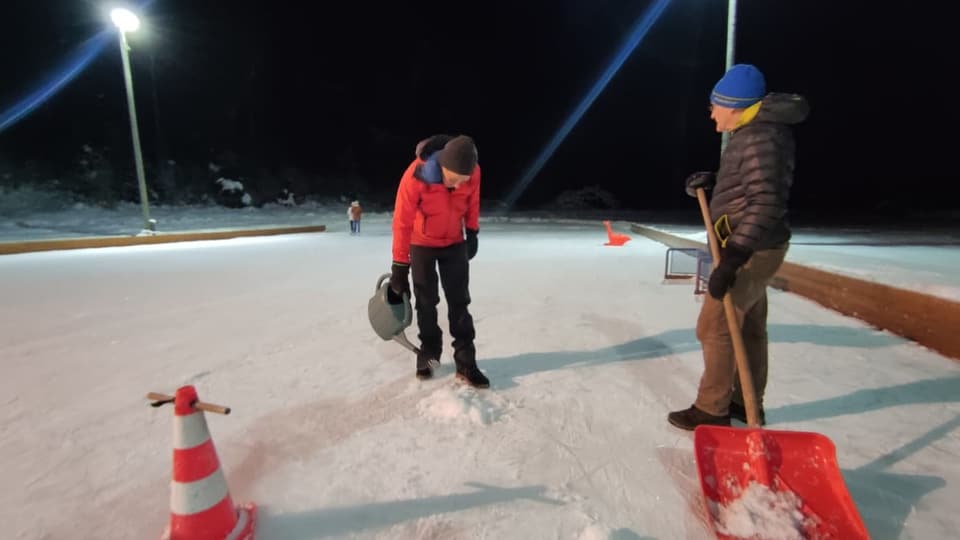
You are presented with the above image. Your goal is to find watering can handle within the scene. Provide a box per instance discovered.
[376,271,415,326]
[376,272,390,292]
[377,272,413,311]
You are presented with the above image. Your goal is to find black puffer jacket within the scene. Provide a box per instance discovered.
[711,92,810,251]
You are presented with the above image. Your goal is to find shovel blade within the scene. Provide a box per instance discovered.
[693,425,868,539]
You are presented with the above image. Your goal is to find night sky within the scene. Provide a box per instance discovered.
[0,0,955,217]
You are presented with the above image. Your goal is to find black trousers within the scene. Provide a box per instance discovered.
[409,242,476,366]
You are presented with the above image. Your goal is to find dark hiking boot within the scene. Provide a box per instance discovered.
[455,365,490,388]
[453,345,489,388]
[729,401,766,426]
[416,349,441,380]
[667,405,730,431]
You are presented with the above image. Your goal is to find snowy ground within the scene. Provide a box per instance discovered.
[2,210,959,540]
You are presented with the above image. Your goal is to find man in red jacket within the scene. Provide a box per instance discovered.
[388,134,489,388]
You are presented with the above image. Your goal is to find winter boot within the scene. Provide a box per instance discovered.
[667,405,730,431]
[729,401,766,426]
[416,348,441,380]
[456,365,490,388]
[453,345,489,388]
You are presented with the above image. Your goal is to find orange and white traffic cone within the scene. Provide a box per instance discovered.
[160,385,256,540]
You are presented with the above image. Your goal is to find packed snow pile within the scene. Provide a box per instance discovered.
[416,385,510,425]
[711,481,810,539]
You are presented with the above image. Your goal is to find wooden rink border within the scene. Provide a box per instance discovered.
[0,224,327,255]
[630,223,960,362]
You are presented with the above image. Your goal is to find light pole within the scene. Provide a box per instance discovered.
[111,8,155,232]
[720,0,737,155]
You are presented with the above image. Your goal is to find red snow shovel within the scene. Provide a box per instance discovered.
[691,188,868,539]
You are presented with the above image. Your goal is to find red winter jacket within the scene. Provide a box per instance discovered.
[391,158,481,264]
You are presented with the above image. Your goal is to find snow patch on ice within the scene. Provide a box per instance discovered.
[577,521,613,540]
[416,385,509,425]
[543,486,585,504]
[379,514,462,539]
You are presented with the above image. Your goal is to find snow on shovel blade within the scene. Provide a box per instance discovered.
[693,425,868,540]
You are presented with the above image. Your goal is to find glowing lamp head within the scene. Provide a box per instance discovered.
[110,8,140,32]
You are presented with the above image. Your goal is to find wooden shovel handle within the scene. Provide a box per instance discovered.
[146,392,231,415]
[696,188,762,428]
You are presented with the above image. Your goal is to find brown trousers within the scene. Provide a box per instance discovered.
[694,245,788,415]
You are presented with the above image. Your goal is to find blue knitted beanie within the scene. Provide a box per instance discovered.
[710,64,766,109]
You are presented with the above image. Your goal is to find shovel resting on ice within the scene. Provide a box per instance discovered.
[368,273,420,354]
[690,187,867,539]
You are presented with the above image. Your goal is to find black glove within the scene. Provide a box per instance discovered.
[465,229,478,260]
[685,171,716,197]
[707,242,752,300]
[387,262,410,304]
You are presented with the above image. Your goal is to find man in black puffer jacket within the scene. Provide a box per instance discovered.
[668,64,810,431]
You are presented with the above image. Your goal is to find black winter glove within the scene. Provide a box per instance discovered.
[707,242,752,300]
[465,229,478,260]
[685,171,716,198]
[387,262,410,304]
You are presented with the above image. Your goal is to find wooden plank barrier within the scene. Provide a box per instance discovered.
[630,223,960,362]
[0,224,327,255]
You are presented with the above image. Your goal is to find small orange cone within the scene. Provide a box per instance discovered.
[161,385,256,540]
[603,220,631,246]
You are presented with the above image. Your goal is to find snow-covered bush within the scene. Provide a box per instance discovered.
[277,188,296,207]
[214,177,252,208]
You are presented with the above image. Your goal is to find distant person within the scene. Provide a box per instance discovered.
[348,200,363,234]
[388,134,488,388]
[668,64,810,430]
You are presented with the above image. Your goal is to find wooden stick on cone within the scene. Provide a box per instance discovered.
[146,392,231,415]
